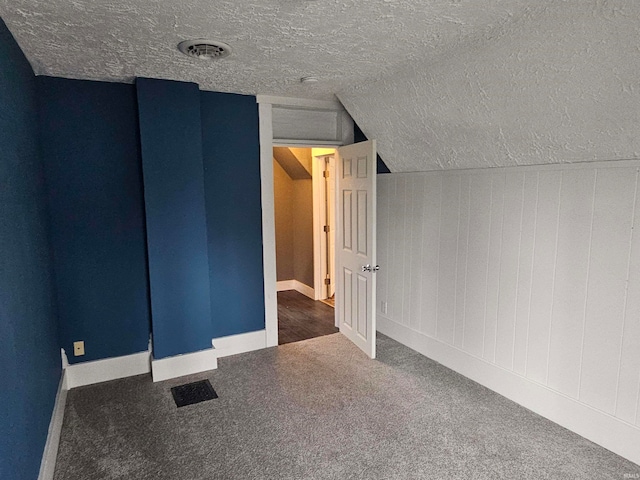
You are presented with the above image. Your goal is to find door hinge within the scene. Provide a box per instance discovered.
[323,170,329,178]
[323,225,330,233]
[324,278,331,285]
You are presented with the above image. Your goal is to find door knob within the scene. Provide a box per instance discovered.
[361,264,380,272]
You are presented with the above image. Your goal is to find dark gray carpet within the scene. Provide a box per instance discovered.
[54,334,640,479]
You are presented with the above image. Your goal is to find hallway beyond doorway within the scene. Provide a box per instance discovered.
[278,290,337,345]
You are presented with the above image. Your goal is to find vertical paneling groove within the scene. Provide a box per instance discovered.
[434,177,442,337]
[420,176,441,337]
[613,168,640,425]
[463,175,492,357]
[401,177,411,326]
[545,171,564,386]
[482,179,494,353]
[418,176,428,333]
[394,176,402,322]
[511,173,527,370]
[401,178,411,325]
[409,177,424,332]
[454,176,470,349]
[513,172,539,375]
[484,173,505,362]
[495,172,525,370]
[386,177,397,319]
[580,168,637,413]
[523,174,540,376]
[526,171,561,385]
[481,178,494,357]
[577,170,599,400]
[547,169,596,398]
[417,175,426,329]
[614,168,637,410]
[391,176,403,322]
[437,175,461,344]
[377,178,390,315]
[452,176,462,346]
[636,371,640,426]
[461,176,472,349]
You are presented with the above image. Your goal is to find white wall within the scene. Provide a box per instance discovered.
[377,161,640,464]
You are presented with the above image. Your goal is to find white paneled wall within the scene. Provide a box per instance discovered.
[377,162,640,464]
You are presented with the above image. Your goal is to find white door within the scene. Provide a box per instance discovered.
[336,140,377,358]
[328,155,336,298]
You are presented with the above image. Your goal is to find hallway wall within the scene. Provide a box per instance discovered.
[274,159,294,281]
[273,156,314,289]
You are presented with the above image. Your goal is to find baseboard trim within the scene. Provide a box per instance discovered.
[276,280,295,291]
[38,370,67,480]
[151,348,217,382]
[212,330,267,358]
[293,280,315,299]
[378,315,640,466]
[65,351,150,389]
[276,279,315,299]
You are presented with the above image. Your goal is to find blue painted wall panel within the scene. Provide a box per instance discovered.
[200,91,265,337]
[38,76,151,364]
[137,78,213,358]
[0,18,61,480]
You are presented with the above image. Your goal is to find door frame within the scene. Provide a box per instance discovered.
[312,151,336,302]
[257,95,353,347]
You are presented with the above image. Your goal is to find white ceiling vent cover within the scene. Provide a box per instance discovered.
[178,40,232,60]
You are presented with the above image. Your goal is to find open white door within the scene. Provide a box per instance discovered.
[336,140,377,358]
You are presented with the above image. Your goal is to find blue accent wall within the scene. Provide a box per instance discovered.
[137,78,213,358]
[37,76,151,364]
[0,18,61,480]
[200,91,265,337]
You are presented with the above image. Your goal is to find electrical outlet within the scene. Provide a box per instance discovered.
[73,341,85,356]
[381,301,387,314]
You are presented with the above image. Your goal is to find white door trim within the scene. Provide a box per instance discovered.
[312,153,325,301]
[312,153,336,301]
[258,96,352,348]
[258,101,279,348]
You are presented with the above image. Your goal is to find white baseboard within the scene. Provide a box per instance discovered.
[293,280,315,299]
[276,280,295,291]
[151,348,217,382]
[378,315,640,466]
[212,330,267,358]
[65,351,150,389]
[276,279,315,299]
[38,370,67,480]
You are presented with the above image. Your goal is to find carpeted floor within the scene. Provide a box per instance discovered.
[54,334,640,479]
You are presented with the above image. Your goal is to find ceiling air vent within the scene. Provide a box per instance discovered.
[177,39,232,60]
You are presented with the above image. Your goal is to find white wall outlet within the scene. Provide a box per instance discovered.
[381,301,387,315]
[73,341,85,356]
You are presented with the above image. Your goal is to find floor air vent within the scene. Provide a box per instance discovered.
[171,380,218,408]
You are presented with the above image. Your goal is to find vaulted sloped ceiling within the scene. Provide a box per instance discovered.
[1,0,638,172]
[338,1,640,171]
[273,147,311,180]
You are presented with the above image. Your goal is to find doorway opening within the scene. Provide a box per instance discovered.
[273,146,338,345]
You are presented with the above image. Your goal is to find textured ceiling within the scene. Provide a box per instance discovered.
[339,0,640,171]
[2,0,638,172]
[0,0,537,101]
